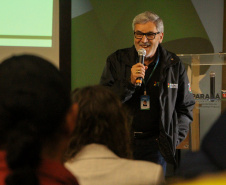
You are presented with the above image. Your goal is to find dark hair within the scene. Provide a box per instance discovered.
[65,85,132,159]
[0,55,71,185]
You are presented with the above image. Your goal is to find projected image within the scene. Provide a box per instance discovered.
[0,0,53,47]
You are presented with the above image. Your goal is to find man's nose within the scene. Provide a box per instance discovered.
[141,34,148,42]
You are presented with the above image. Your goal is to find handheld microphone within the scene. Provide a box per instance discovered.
[210,71,215,101]
[135,48,146,86]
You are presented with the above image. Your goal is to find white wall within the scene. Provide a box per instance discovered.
[191,0,224,53]
[191,0,224,141]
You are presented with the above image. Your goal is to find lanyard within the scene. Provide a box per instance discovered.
[143,54,160,95]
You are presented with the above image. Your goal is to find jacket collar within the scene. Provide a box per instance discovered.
[71,144,119,161]
[158,44,179,67]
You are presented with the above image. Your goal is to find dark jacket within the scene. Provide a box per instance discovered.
[100,45,195,164]
[177,111,226,178]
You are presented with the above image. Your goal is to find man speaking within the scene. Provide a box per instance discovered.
[100,11,195,174]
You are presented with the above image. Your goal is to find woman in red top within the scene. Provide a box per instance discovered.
[0,55,79,185]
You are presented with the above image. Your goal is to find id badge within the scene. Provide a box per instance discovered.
[140,95,150,110]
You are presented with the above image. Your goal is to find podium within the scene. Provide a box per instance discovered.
[176,53,226,151]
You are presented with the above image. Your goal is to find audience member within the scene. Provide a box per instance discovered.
[0,55,79,185]
[168,111,226,184]
[65,85,165,185]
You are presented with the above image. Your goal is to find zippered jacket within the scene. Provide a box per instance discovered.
[100,45,195,164]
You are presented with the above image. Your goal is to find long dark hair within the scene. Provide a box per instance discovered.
[65,85,132,160]
[0,55,71,185]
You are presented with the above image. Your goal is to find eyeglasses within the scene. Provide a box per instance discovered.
[134,31,160,40]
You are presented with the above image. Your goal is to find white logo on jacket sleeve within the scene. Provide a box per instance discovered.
[168,83,178,88]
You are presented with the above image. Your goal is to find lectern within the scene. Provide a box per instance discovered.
[177,53,226,151]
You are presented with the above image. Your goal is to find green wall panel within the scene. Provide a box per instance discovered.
[71,0,213,89]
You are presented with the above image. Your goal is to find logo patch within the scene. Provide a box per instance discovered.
[188,83,192,93]
[154,81,160,87]
[168,83,178,89]
[222,90,226,99]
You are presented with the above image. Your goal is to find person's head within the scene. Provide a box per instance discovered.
[65,85,132,160]
[132,11,164,59]
[0,54,78,185]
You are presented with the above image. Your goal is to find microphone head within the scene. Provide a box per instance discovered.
[210,71,215,77]
[138,48,146,56]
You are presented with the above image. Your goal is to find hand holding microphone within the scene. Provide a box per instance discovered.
[130,49,147,86]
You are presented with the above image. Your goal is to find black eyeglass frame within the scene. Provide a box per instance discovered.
[134,31,160,40]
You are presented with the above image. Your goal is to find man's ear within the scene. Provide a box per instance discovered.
[65,103,79,136]
[159,32,164,44]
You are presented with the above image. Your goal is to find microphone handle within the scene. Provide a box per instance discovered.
[135,55,144,87]
[210,72,215,100]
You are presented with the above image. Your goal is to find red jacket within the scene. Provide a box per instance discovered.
[0,151,79,185]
